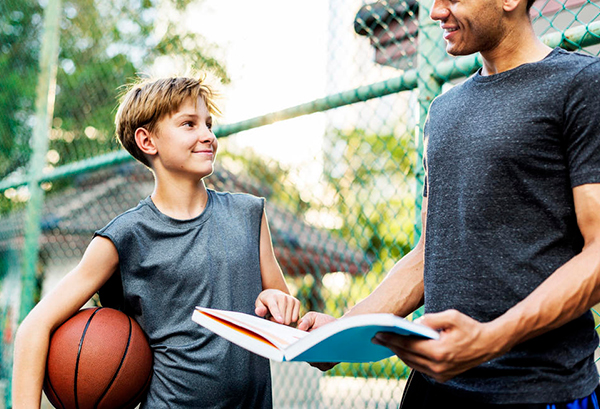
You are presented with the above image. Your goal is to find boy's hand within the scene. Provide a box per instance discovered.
[255,289,300,325]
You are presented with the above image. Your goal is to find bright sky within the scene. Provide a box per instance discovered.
[182,0,330,167]
[151,0,407,198]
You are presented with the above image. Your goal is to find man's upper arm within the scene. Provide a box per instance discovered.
[565,61,600,188]
[574,184,600,248]
[420,195,428,248]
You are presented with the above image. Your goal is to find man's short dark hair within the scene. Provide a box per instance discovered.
[527,0,536,11]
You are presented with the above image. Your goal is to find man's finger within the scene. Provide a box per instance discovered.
[297,313,316,331]
[373,333,433,362]
[309,361,338,372]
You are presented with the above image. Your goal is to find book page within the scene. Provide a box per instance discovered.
[195,308,307,349]
[193,309,285,361]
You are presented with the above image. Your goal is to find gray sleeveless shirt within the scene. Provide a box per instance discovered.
[95,189,272,408]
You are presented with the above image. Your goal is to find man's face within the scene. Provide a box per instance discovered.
[430,0,507,56]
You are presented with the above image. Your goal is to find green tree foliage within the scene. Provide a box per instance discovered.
[318,127,419,379]
[323,127,419,277]
[0,0,228,180]
[0,0,228,214]
[50,0,229,166]
[0,1,42,179]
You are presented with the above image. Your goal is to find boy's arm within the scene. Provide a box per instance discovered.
[12,236,119,408]
[255,208,300,325]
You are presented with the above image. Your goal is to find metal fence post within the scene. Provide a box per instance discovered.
[19,0,62,322]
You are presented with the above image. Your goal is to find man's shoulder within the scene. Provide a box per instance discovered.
[433,49,600,103]
[548,49,600,98]
[429,79,471,109]
[550,48,600,73]
[554,48,600,63]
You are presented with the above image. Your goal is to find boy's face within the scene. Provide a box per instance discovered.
[151,97,218,180]
[430,0,506,56]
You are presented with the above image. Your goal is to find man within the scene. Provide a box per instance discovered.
[298,0,600,407]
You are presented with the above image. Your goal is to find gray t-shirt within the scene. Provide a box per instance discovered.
[95,189,272,408]
[423,48,600,403]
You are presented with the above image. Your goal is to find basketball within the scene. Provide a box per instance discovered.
[43,307,153,409]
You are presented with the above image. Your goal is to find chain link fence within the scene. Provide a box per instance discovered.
[1,0,600,407]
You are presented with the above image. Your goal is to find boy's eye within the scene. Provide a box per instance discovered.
[183,121,194,128]
[206,122,213,130]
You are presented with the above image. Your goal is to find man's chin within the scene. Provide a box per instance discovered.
[446,45,477,57]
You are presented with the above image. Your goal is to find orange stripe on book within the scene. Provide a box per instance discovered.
[200,312,277,348]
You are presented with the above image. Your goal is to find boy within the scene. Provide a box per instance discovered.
[13,75,300,408]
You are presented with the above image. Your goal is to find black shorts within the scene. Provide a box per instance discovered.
[399,371,600,409]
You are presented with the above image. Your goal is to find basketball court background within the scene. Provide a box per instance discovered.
[1,0,600,407]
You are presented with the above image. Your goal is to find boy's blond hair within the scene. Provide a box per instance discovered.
[115,75,220,168]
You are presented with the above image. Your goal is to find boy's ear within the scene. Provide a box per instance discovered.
[134,127,158,156]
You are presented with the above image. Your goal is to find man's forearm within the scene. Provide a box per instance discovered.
[489,240,600,354]
[345,242,425,318]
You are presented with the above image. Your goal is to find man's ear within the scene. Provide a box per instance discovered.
[134,127,158,156]
[503,0,524,12]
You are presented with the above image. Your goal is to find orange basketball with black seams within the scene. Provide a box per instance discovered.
[43,307,153,409]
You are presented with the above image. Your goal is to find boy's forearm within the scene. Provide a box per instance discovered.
[12,318,50,409]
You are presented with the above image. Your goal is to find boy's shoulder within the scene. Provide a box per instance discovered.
[209,189,265,211]
[96,198,152,235]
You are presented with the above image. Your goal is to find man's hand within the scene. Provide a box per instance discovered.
[373,309,505,383]
[297,311,339,371]
[255,289,300,325]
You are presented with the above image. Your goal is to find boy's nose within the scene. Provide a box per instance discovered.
[198,126,215,142]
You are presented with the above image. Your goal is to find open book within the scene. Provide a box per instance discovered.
[192,307,439,363]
